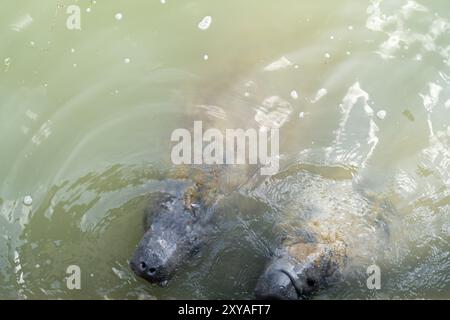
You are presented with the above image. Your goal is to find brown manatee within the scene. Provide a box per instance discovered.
[254,165,391,299]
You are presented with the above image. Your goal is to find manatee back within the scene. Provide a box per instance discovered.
[251,166,391,267]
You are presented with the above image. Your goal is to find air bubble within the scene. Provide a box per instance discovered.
[198,16,212,30]
[23,195,33,206]
[377,110,387,119]
[290,90,299,100]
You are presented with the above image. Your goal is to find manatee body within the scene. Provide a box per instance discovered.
[130,94,267,286]
[130,164,259,285]
[254,166,390,299]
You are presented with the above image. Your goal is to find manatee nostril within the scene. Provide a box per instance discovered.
[148,267,156,275]
[306,278,316,287]
[139,262,147,271]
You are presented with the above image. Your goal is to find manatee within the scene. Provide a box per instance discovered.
[254,165,391,299]
[129,90,288,286]
[129,164,259,285]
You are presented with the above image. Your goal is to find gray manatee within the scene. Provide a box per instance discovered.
[130,164,259,285]
[254,165,391,299]
[129,94,269,286]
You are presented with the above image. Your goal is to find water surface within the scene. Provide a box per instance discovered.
[0,0,449,299]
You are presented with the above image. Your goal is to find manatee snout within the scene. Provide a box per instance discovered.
[255,242,343,300]
[254,257,300,300]
[130,192,208,286]
[130,231,176,285]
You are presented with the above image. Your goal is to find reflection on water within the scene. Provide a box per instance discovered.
[0,0,449,299]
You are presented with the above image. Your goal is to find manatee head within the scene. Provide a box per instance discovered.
[255,242,345,299]
[130,192,208,286]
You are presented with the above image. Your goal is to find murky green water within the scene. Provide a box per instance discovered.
[0,0,449,299]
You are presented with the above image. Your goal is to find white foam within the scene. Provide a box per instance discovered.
[401,0,428,18]
[334,82,371,148]
[420,82,442,113]
[197,105,226,119]
[364,104,374,116]
[10,14,33,32]
[363,119,380,168]
[255,96,293,130]
[366,0,450,62]
[263,56,293,71]
[311,88,328,103]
